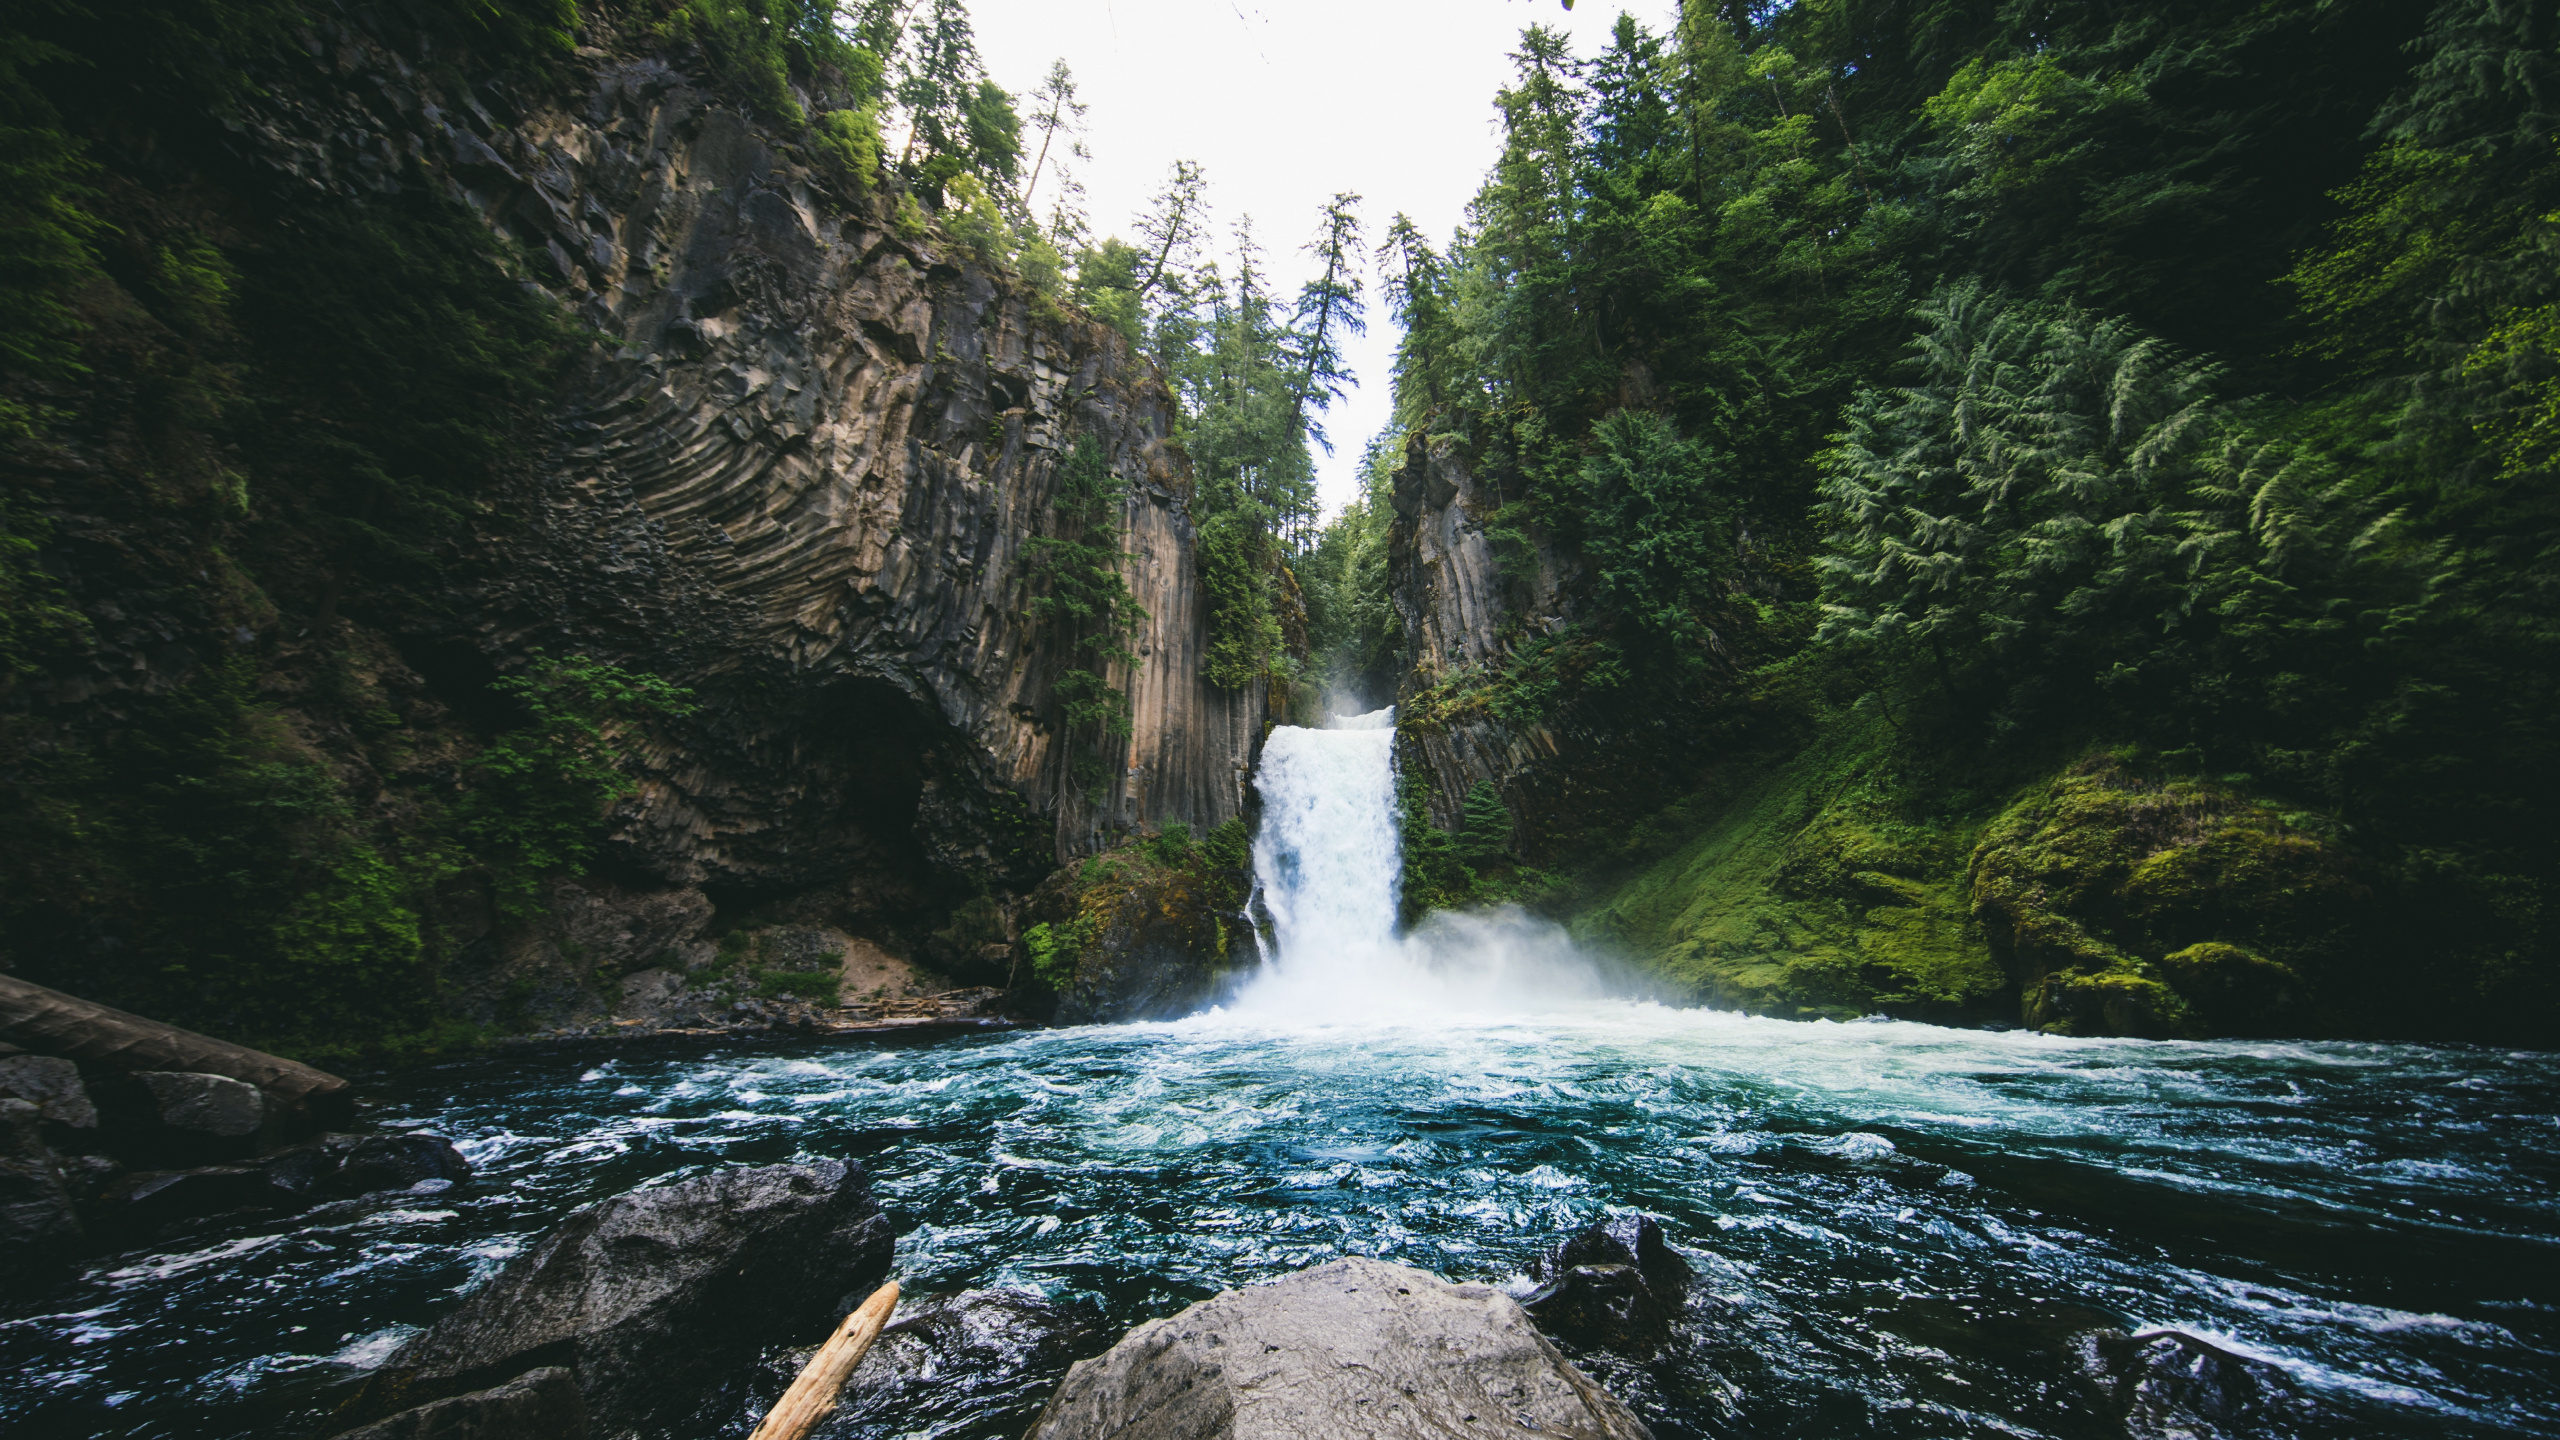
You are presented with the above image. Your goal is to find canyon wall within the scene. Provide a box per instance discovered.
[3,8,1260,1037]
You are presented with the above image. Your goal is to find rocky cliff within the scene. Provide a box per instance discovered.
[0,5,1259,1044]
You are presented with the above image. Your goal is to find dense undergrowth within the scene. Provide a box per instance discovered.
[1299,0,2560,1042]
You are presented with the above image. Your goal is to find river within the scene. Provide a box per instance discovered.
[2,714,2554,1438]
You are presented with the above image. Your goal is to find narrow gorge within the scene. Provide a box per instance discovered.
[3,0,2557,1437]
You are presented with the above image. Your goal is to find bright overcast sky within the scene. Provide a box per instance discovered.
[967,0,1669,518]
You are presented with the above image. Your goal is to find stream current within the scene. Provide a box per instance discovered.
[4,714,2556,1438]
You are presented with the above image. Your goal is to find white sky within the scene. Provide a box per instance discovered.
[966,0,1668,518]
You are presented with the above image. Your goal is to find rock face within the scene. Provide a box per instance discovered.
[346,1160,892,1439]
[1027,1257,1653,1440]
[1523,1215,1695,1357]
[329,1367,587,1440]
[224,16,1263,890]
[2078,1328,2310,1439]
[1389,437,1586,837]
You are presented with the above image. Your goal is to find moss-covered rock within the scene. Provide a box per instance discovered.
[1572,729,2011,1023]
[1020,823,1255,1024]
[1968,756,2374,1037]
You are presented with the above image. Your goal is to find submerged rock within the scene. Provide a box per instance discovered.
[2078,1328,2310,1439]
[344,1160,892,1440]
[811,1288,1100,1433]
[1026,1256,1652,1439]
[1523,1214,1696,1356]
[264,1132,472,1201]
[328,1366,586,1440]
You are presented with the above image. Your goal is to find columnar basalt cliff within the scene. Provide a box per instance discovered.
[1,7,1261,1042]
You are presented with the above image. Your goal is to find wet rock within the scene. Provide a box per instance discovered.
[2078,1328,2310,1439]
[0,1097,83,1285]
[0,1054,98,1132]
[327,1366,587,1440]
[812,1288,1100,1432]
[1026,1256,1653,1440]
[108,1070,269,1163]
[95,1164,283,1231]
[1523,1214,1695,1356]
[264,1133,473,1200]
[345,1159,892,1439]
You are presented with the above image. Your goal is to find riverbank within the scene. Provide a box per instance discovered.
[4,1010,2550,1438]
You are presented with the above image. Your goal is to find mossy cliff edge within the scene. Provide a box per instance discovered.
[1554,724,2526,1042]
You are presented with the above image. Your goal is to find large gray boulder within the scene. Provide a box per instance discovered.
[1027,1257,1653,1440]
[343,1160,892,1440]
[0,1054,98,1132]
[328,1366,586,1440]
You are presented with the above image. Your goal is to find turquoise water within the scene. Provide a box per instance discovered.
[2,1005,2554,1438]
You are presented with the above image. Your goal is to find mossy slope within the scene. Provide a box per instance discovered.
[1574,730,2411,1039]
[1969,757,2373,1038]
[1571,727,2011,1024]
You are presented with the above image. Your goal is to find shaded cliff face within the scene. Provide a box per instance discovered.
[237,24,1261,885]
[1384,433,1728,850]
[0,11,1261,1045]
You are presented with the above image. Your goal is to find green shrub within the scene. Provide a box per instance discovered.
[756,968,841,1002]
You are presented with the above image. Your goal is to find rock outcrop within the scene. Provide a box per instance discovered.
[1027,1257,1653,1440]
[4,5,1264,1042]
[811,1288,1100,1435]
[2077,1328,2311,1439]
[342,1159,892,1439]
[1522,1215,1696,1358]
[329,1367,587,1440]
[224,16,1263,889]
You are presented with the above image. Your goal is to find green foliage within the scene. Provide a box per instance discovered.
[1028,436,1143,743]
[1146,820,1194,866]
[811,103,886,191]
[658,0,866,126]
[1195,510,1284,691]
[755,968,841,1001]
[457,653,696,917]
[1200,815,1251,873]
[1457,781,1512,866]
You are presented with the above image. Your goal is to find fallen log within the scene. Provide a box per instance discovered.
[748,1281,900,1440]
[0,973,351,1126]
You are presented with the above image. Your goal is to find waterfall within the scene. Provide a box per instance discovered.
[1232,707,1617,1019]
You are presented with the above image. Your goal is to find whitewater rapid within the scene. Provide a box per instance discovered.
[1232,707,1619,1019]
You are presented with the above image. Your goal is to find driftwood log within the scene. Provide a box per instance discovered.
[748,1281,900,1440]
[0,973,351,1125]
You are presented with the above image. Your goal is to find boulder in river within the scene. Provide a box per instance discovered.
[1026,1256,1653,1439]
[0,1096,83,1286]
[329,1366,586,1440]
[0,1054,98,1133]
[2078,1327,2310,1439]
[1523,1214,1696,1356]
[815,1288,1101,1432]
[342,1159,892,1440]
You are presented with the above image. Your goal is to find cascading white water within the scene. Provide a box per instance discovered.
[1232,706,1618,1018]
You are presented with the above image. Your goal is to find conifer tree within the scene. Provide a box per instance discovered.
[1021,59,1089,213]
[1287,192,1367,467]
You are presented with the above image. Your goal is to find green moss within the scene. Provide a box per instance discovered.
[1967,756,2376,1036]
[1572,724,2009,1022]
